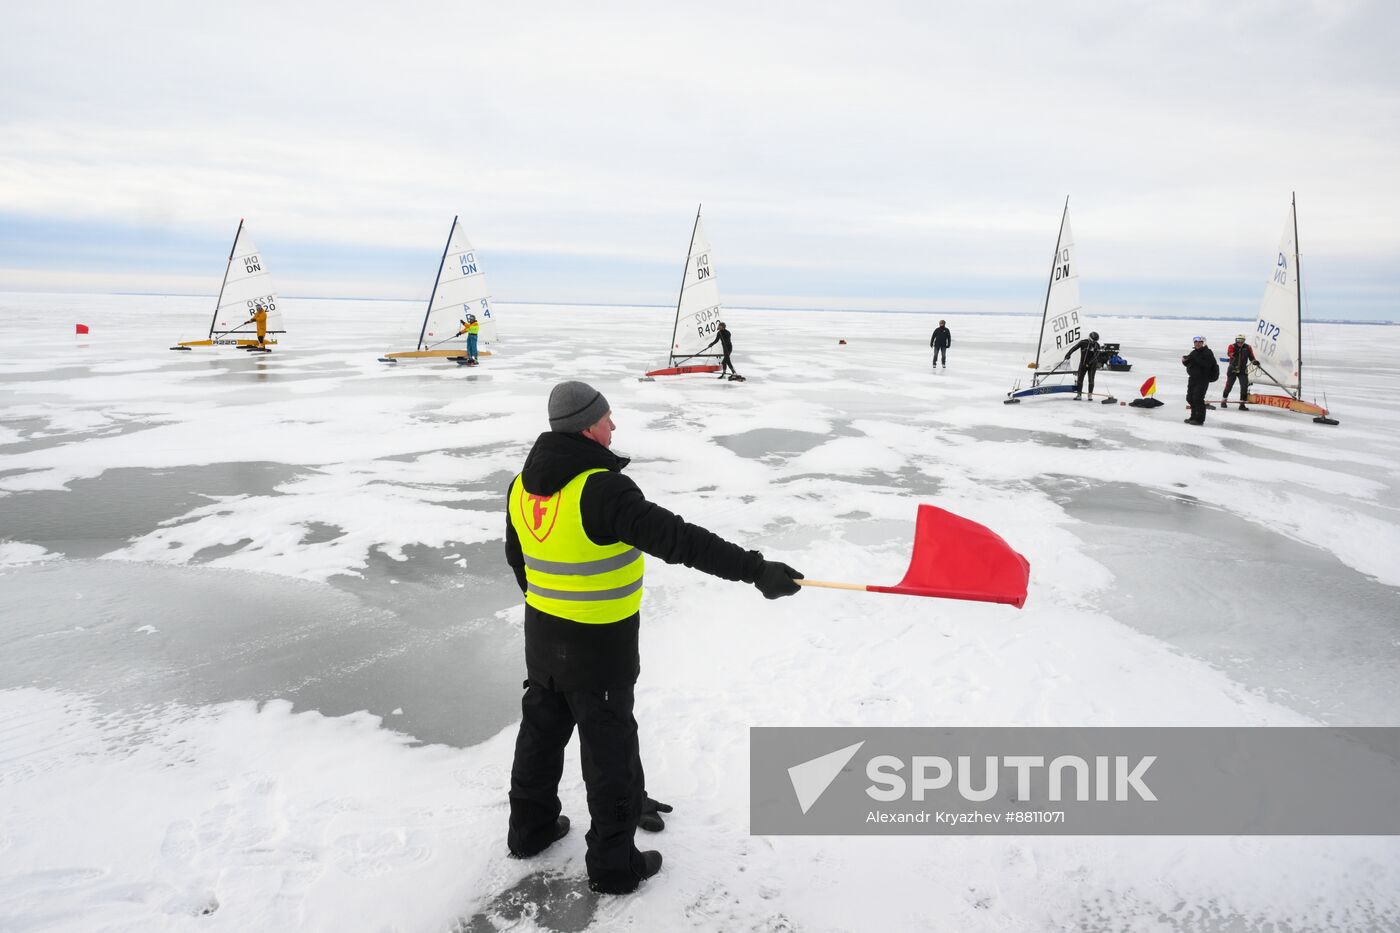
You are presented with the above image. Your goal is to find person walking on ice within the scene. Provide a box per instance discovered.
[502,381,802,894]
[930,320,951,368]
[703,321,740,379]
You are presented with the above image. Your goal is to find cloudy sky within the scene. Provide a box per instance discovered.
[2,1,1397,319]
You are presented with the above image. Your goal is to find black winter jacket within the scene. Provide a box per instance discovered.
[930,326,951,349]
[504,431,765,689]
[1064,337,1101,370]
[1182,346,1220,382]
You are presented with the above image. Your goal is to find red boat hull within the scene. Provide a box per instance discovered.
[644,365,721,377]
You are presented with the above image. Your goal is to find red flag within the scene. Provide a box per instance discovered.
[867,505,1029,608]
[797,505,1030,608]
[75,324,90,335]
[1140,375,1157,397]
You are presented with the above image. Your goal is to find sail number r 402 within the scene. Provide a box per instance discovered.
[693,306,722,338]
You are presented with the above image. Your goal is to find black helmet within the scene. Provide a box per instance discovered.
[1089,331,1099,341]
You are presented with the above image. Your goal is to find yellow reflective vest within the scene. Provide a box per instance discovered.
[508,469,644,624]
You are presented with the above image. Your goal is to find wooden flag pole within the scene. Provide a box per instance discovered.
[795,580,868,592]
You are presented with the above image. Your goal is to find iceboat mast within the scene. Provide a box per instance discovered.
[208,218,244,339]
[1292,191,1303,399]
[668,204,702,368]
[1032,197,1069,384]
[416,216,458,352]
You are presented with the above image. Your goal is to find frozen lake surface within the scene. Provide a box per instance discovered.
[2,293,1399,931]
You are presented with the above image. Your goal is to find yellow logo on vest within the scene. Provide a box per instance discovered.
[517,486,561,542]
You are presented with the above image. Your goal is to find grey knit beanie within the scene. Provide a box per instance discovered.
[548,381,610,433]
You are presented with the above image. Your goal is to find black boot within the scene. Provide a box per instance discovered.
[589,850,662,895]
[508,815,570,859]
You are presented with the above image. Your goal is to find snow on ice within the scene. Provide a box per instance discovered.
[1,293,1398,931]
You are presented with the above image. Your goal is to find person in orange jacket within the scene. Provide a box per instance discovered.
[251,304,269,348]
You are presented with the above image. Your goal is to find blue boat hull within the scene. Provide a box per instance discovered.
[1007,383,1078,400]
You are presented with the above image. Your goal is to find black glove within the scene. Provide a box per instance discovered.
[755,561,803,599]
[638,796,673,832]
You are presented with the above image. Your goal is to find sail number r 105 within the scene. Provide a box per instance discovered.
[1050,311,1081,350]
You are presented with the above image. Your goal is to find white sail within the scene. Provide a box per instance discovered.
[669,211,723,364]
[1248,202,1302,394]
[1033,203,1087,380]
[210,222,282,339]
[418,218,497,350]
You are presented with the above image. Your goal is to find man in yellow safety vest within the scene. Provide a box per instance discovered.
[503,380,803,894]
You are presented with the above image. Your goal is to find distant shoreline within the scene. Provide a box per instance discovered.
[1,290,1391,326]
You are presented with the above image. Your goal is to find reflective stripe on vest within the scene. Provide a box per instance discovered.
[508,469,644,624]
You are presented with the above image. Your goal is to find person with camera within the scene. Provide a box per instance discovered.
[1181,335,1220,424]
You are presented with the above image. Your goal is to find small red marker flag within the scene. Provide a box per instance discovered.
[1140,375,1157,397]
[75,324,90,335]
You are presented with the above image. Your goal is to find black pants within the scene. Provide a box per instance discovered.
[1222,370,1249,402]
[932,345,947,366]
[508,680,646,889]
[1187,376,1209,422]
[1075,364,1096,395]
[719,350,736,375]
